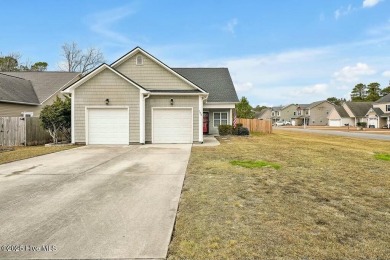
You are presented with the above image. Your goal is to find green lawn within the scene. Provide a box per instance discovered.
[0,145,77,165]
[168,131,390,259]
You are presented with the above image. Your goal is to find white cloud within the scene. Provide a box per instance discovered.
[290,84,329,97]
[363,0,381,8]
[382,70,390,77]
[334,5,353,19]
[223,18,238,35]
[333,63,376,83]
[87,6,135,45]
[235,81,254,92]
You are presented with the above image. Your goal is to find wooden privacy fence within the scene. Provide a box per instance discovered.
[0,117,51,146]
[237,118,273,134]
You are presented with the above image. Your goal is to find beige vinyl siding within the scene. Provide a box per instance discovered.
[0,103,41,117]
[0,93,65,117]
[74,69,140,143]
[327,108,341,120]
[145,96,199,142]
[115,54,195,91]
[309,102,335,126]
[373,103,390,113]
[280,104,298,122]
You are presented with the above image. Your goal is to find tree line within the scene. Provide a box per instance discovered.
[349,82,390,102]
[0,42,104,73]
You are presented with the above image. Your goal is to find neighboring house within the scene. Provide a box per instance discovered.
[342,102,373,126]
[255,108,271,120]
[280,104,298,122]
[270,106,282,123]
[0,72,80,117]
[62,47,239,145]
[367,94,390,128]
[327,105,354,127]
[291,100,334,126]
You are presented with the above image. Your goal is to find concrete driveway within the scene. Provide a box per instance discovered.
[0,144,191,259]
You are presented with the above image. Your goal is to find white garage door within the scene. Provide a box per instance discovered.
[88,108,129,145]
[329,119,342,127]
[368,118,378,128]
[153,108,193,143]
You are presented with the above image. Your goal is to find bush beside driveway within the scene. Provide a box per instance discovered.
[168,132,390,259]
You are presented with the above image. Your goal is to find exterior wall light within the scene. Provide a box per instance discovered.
[170,98,174,106]
[105,98,110,105]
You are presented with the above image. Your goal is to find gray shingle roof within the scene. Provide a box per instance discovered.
[376,93,390,103]
[334,105,350,118]
[373,107,384,116]
[308,100,328,109]
[0,73,39,104]
[255,108,271,118]
[172,68,239,103]
[272,106,283,111]
[2,71,79,103]
[345,102,373,117]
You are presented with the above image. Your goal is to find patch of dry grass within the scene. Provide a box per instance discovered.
[0,145,77,165]
[168,130,390,259]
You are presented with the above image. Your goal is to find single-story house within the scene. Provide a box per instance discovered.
[62,47,239,145]
[0,71,80,117]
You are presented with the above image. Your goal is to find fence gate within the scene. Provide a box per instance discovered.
[0,117,26,146]
[0,117,52,146]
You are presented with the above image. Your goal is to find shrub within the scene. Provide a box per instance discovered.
[218,125,233,135]
[357,122,367,128]
[237,127,250,135]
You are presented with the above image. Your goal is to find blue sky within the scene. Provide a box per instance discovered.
[1,0,390,106]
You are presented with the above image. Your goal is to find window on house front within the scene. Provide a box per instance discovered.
[136,55,143,65]
[293,112,296,115]
[21,112,33,117]
[298,111,302,116]
[386,105,390,112]
[214,112,228,127]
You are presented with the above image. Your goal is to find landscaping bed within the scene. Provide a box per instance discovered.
[168,131,390,259]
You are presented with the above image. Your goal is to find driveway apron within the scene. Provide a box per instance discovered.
[0,144,191,259]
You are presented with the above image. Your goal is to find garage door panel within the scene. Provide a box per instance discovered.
[153,109,192,144]
[329,119,341,127]
[88,108,129,145]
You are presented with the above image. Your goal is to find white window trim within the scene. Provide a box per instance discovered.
[386,105,390,112]
[213,112,228,127]
[21,112,33,117]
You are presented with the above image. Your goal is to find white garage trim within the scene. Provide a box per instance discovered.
[85,106,129,145]
[152,107,193,144]
[329,119,342,127]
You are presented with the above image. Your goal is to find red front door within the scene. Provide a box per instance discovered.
[203,112,209,134]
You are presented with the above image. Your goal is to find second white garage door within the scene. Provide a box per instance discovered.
[88,108,129,145]
[152,108,193,143]
[329,119,342,127]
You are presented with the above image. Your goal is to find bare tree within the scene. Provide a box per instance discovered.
[61,42,104,73]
